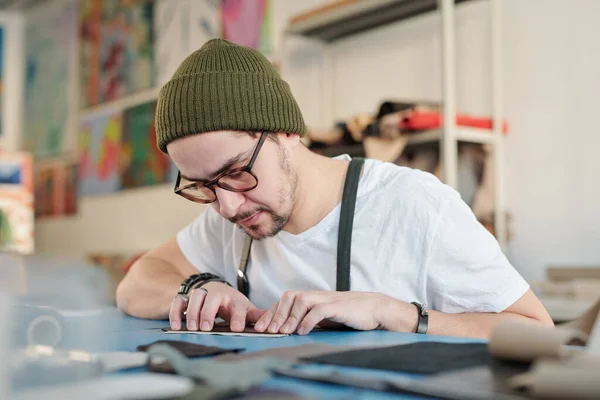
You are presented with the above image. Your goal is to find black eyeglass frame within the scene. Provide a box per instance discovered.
[174,132,268,204]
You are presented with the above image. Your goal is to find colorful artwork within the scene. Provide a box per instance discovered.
[79,110,122,195]
[155,0,189,86]
[34,163,64,218]
[0,27,3,137]
[0,152,34,254]
[0,160,22,185]
[189,0,220,52]
[23,0,75,156]
[80,0,155,109]
[34,161,78,218]
[221,0,271,55]
[64,163,78,215]
[120,101,171,189]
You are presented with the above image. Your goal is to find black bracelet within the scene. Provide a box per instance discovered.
[193,278,232,290]
[177,273,221,295]
[411,301,429,334]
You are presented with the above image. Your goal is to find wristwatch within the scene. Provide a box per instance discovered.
[411,301,429,334]
[177,273,221,295]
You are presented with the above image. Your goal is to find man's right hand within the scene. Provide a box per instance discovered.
[169,281,266,332]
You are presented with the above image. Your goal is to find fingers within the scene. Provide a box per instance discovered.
[246,307,268,324]
[254,302,278,332]
[255,291,323,333]
[298,303,336,335]
[169,295,187,330]
[280,297,312,334]
[228,302,247,332]
[266,291,299,333]
[185,288,209,331]
[198,290,223,331]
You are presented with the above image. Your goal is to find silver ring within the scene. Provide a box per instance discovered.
[198,287,209,295]
[176,294,189,305]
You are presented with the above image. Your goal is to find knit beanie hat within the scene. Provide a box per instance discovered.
[155,38,307,153]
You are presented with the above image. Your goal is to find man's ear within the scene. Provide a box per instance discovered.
[278,132,301,149]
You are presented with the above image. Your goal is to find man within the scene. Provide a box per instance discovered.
[116,39,553,339]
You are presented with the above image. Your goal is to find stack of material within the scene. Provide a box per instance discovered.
[535,266,600,301]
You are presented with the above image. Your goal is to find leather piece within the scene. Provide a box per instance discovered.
[216,343,355,362]
[137,340,243,358]
[174,386,308,400]
[303,342,522,375]
[145,343,293,389]
[275,360,530,399]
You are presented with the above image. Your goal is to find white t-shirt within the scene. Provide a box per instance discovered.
[177,156,529,313]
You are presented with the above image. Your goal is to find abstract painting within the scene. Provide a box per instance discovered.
[79,110,122,196]
[221,0,271,55]
[0,27,3,137]
[0,152,34,254]
[23,0,75,156]
[155,0,189,86]
[189,0,220,53]
[0,159,22,185]
[34,161,78,218]
[120,101,171,189]
[34,163,64,218]
[80,0,155,108]
[64,163,78,215]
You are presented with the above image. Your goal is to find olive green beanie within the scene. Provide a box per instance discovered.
[155,38,307,153]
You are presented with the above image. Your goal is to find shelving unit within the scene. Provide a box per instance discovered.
[284,0,507,249]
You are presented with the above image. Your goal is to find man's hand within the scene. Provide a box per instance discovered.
[169,282,266,332]
[253,291,417,335]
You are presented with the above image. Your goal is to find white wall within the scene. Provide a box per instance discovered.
[30,0,600,281]
[502,0,600,281]
[35,184,206,256]
[281,0,600,282]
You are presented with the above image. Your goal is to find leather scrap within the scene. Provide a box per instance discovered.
[302,342,498,374]
[215,343,355,362]
[145,343,294,399]
[137,340,243,357]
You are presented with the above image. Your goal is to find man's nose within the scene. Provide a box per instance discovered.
[214,187,245,219]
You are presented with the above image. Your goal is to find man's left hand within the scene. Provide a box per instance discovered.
[253,291,416,335]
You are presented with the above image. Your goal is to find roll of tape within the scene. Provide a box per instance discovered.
[26,315,63,347]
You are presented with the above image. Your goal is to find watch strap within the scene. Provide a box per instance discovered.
[411,301,429,334]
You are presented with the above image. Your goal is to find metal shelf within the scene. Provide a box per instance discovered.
[287,0,472,42]
[285,0,507,248]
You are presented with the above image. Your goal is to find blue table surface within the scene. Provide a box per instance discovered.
[30,306,487,399]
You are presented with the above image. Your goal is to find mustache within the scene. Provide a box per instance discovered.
[230,207,271,223]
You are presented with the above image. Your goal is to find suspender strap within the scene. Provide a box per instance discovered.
[237,234,253,297]
[237,157,364,296]
[336,157,364,291]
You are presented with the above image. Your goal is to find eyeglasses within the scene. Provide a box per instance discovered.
[174,132,268,204]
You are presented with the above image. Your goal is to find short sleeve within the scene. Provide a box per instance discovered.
[424,193,530,314]
[176,207,225,276]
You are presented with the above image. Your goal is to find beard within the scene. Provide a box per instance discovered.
[230,143,298,240]
[230,207,289,240]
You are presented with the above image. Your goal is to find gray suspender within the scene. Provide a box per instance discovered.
[237,234,252,297]
[237,157,365,297]
[336,157,364,291]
